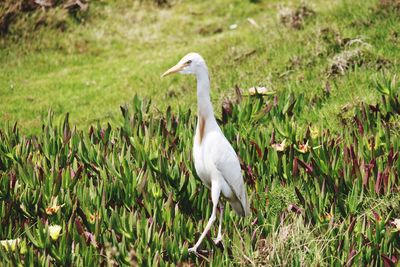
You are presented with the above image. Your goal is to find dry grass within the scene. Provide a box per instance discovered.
[254,215,332,266]
[327,38,372,76]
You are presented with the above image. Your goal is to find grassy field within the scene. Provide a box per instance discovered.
[1,0,399,134]
[0,0,399,266]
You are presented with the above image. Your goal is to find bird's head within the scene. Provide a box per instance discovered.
[162,52,206,77]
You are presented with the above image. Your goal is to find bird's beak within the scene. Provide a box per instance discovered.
[161,62,188,77]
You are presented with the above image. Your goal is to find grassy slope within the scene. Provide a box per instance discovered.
[1,0,399,135]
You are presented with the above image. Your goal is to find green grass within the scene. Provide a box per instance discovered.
[1,0,399,134]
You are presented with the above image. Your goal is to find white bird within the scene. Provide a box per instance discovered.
[162,52,250,254]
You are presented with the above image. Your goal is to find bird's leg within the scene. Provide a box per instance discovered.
[213,203,224,245]
[188,182,221,254]
[188,204,218,254]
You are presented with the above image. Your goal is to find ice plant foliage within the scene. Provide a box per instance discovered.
[0,75,399,265]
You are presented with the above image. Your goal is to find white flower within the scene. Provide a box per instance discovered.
[393,219,400,231]
[272,139,287,152]
[48,225,62,241]
[248,87,272,95]
[0,238,20,252]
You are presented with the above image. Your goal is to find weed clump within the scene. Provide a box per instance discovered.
[326,38,391,77]
[318,27,345,55]
[327,40,371,76]
[255,215,326,266]
[317,28,393,76]
[278,3,315,30]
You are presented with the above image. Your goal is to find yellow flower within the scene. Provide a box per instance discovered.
[45,197,64,215]
[48,225,62,241]
[45,205,62,215]
[248,86,274,95]
[296,141,310,153]
[0,238,20,252]
[89,212,101,224]
[310,127,319,139]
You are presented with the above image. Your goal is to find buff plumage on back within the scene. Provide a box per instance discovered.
[198,116,206,144]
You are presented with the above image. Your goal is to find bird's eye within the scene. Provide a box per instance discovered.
[186,60,192,64]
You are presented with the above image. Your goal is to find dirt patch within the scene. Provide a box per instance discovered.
[278,3,315,30]
[318,27,349,55]
[0,0,88,36]
[197,24,223,36]
[388,30,399,44]
[376,0,400,14]
[349,19,373,28]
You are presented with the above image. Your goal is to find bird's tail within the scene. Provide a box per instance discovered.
[231,189,250,217]
[242,190,251,216]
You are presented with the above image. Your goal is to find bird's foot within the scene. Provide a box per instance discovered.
[188,246,209,259]
[213,236,223,245]
[213,236,224,250]
[187,247,211,261]
[188,246,199,255]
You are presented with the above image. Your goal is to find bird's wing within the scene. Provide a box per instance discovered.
[211,134,249,216]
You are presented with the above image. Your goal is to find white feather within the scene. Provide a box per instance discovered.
[163,52,250,253]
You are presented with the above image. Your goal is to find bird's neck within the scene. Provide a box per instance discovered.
[196,68,214,121]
